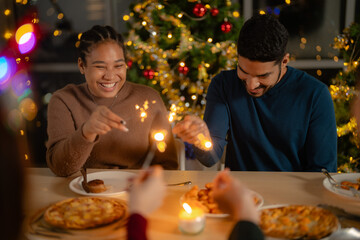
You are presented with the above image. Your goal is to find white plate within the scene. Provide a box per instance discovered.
[323,173,360,201]
[180,190,264,218]
[69,171,136,196]
[260,204,340,240]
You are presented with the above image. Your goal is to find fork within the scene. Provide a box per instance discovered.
[321,168,360,198]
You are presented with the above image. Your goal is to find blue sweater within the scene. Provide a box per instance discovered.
[195,67,337,172]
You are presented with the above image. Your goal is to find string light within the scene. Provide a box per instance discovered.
[259,10,266,15]
[123,15,130,21]
[4,31,12,39]
[4,9,11,16]
[57,13,64,19]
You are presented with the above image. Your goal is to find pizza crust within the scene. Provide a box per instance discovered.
[260,205,339,240]
[44,197,127,229]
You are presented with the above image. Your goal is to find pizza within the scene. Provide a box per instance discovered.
[183,183,262,214]
[260,205,339,240]
[44,197,127,229]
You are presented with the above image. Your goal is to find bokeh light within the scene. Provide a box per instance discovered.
[0,57,9,79]
[19,98,38,121]
[11,71,31,96]
[0,56,16,90]
[18,32,36,54]
[15,23,36,54]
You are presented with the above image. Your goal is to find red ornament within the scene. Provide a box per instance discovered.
[210,8,219,17]
[221,21,232,33]
[178,65,189,75]
[143,69,155,79]
[193,3,206,17]
[127,60,133,69]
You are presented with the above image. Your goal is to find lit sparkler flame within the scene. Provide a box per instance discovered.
[196,133,213,151]
[152,130,167,153]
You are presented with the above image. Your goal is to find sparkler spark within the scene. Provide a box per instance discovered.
[135,100,156,122]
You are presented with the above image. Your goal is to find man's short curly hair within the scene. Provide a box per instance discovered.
[237,14,289,64]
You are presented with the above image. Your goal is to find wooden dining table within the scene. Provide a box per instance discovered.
[24,168,360,240]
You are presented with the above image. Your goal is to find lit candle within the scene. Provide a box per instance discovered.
[178,203,205,235]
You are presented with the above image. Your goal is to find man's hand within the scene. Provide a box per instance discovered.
[172,115,211,145]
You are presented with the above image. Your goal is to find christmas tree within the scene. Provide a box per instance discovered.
[123,0,242,119]
[330,22,360,172]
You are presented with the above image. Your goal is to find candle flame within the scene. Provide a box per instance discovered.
[183,203,192,214]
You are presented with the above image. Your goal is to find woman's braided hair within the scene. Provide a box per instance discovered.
[77,25,126,65]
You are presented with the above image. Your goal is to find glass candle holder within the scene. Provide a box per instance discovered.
[178,203,205,235]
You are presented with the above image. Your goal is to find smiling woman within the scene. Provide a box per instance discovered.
[46,25,178,177]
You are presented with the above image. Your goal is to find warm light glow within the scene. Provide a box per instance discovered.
[233,11,240,18]
[53,30,61,36]
[333,56,339,62]
[167,33,173,39]
[140,112,147,118]
[154,132,165,141]
[4,9,11,16]
[20,130,24,135]
[57,13,64,19]
[78,33,82,40]
[177,13,183,18]
[123,15,130,21]
[179,62,185,67]
[316,69,322,76]
[19,98,38,121]
[4,31,12,39]
[191,95,197,100]
[301,37,307,44]
[127,41,133,46]
[207,38,213,43]
[25,154,28,160]
[259,10,266,15]
[205,141,212,149]
[316,45,322,52]
[156,141,166,152]
[183,203,192,214]
[15,24,34,44]
[142,21,147,26]
[285,0,291,4]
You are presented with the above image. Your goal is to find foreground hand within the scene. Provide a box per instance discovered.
[82,105,128,142]
[172,115,211,145]
[128,165,166,217]
[213,169,260,224]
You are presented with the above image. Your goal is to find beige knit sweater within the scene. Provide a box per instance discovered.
[46,81,178,176]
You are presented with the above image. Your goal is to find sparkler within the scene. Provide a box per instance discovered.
[142,130,167,169]
[168,104,220,164]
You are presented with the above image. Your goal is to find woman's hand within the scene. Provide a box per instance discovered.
[213,169,260,224]
[172,115,211,145]
[128,166,166,217]
[82,105,128,142]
